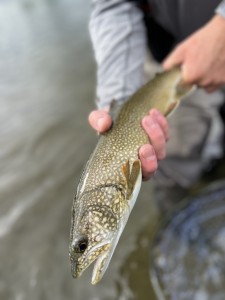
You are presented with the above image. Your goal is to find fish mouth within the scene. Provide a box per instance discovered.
[70,261,79,279]
[91,242,114,285]
[70,241,112,282]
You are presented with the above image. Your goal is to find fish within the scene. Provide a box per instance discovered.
[69,67,193,284]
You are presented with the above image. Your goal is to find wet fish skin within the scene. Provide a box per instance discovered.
[69,67,193,284]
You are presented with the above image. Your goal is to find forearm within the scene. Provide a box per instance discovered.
[216,0,225,18]
[89,0,147,109]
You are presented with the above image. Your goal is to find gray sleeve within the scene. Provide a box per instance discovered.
[216,0,225,18]
[89,0,147,109]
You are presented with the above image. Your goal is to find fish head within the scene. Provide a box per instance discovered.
[69,187,127,284]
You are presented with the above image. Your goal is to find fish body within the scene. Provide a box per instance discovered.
[69,68,193,284]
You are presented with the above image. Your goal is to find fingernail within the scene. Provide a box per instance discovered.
[97,117,105,130]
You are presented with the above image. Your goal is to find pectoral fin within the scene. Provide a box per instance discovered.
[122,160,141,199]
[122,160,130,185]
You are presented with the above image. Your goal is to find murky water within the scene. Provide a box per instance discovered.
[0,1,159,299]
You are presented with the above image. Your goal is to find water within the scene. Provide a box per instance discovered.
[0,1,159,299]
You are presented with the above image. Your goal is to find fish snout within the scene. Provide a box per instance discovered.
[69,235,89,278]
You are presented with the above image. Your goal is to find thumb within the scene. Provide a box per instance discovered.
[88,110,112,133]
[163,44,185,70]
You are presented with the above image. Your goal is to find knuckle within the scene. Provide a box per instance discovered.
[153,111,168,128]
[151,129,164,142]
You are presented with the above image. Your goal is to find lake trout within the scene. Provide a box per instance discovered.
[69,68,193,284]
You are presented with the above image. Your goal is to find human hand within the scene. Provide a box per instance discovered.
[88,108,169,181]
[163,14,225,93]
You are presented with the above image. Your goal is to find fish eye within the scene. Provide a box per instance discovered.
[79,241,87,252]
[75,236,88,253]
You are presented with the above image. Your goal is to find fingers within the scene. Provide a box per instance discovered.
[150,109,169,141]
[89,108,168,181]
[139,144,158,181]
[140,109,169,181]
[88,110,112,133]
[141,110,168,160]
[163,44,185,70]
[163,42,200,85]
[181,62,206,85]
